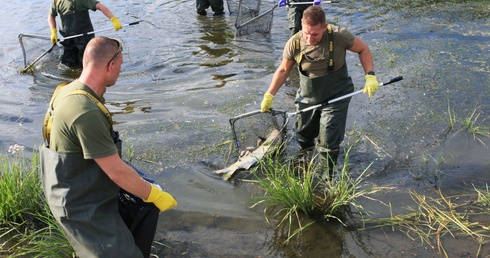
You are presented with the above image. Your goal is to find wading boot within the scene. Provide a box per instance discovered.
[317,148,339,180]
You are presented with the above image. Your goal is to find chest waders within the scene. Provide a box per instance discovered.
[40,83,152,258]
[59,10,94,67]
[293,27,354,179]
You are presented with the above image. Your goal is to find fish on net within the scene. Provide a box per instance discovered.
[229,109,288,158]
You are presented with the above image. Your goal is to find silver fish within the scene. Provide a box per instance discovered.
[214,129,283,180]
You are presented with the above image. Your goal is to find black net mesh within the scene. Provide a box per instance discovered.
[229,109,287,157]
[18,34,60,71]
[234,0,275,36]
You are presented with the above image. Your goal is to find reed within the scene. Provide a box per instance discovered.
[436,103,490,144]
[0,146,74,257]
[0,148,43,224]
[4,204,74,258]
[366,189,490,258]
[250,144,382,243]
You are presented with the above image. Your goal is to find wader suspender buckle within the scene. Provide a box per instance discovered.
[43,83,113,147]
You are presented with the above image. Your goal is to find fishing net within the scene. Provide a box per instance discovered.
[18,34,60,70]
[233,0,276,36]
[229,109,288,157]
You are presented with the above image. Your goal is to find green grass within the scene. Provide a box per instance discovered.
[365,189,490,258]
[0,147,75,257]
[0,150,43,224]
[250,143,384,243]
[435,103,490,145]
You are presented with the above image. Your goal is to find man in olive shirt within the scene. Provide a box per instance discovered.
[260,6,379,178]
[40,37,177,257]
[48,0,122,68]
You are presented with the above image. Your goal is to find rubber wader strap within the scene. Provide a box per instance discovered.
[294,24,334,71]
[43,82,69,146]
[43,83,113,146]
[326,24,334,72]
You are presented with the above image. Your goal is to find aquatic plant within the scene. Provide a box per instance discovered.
[436,103,490,145]
[365,189,490,258]
[0,145,43,223]
[0,146,74,257]
[250,143,382,243]
[3,204,74,258]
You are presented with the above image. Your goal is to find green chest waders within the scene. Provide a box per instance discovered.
[59,11,94,67]
[294,65,354,179]
[41,85,151,257]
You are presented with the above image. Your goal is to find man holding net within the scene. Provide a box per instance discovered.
[260,6,378,178]
[48,0,123,68]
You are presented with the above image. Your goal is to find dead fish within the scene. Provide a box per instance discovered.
[214,129,282,180]
[239,147,256,157]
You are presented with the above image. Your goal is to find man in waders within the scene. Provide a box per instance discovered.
[40,36,177,258]
[260,6,379,178]
[279,0,321,37]
[48,0,122,68]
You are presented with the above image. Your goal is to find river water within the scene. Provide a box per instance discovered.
[1,0,489,257]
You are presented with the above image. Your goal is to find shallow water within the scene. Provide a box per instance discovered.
[1,0,489,257]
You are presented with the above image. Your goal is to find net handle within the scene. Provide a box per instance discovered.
[289,76,404,117]
[236,5,278,28]
[60,21,141,42]
[289,0,339,5]
[19,21,142,74]
[235,0,339,33]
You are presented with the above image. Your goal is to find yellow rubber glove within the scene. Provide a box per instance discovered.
[260,92,274,112]
[144,184,177,212]
[50,28,58,45]
[110,17,122,31]
[363,74,379,98]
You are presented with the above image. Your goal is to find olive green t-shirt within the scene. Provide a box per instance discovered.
[49,80,118,160]
[50,0,99,16]
[283,24,356,78]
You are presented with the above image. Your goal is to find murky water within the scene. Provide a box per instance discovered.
[1,0,489,257]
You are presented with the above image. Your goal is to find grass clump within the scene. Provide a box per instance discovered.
[436,103,490,145]
[366,189,490,258]
[250,145,383,243]
[0,146,74,257]
[0,147,43,224]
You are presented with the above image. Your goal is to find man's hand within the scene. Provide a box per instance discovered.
[144,185,177,212]
[110,17,123,31]
[260,92,274,112]
[50,28,58,44]
[277,0,287,7]
[313,0,321,5]
[363,74,379,98]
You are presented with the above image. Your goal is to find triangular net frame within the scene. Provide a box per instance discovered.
[230,0,275,36]
[229,109,288,158]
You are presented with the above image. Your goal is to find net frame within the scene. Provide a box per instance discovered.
[18,33,62,74]
[234,0,276,36]
[227,0,260,15]
[229,109,289,157]
[18,34,52,67]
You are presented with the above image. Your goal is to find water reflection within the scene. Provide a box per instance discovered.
[193,15,238,88]
[269,220,344,257]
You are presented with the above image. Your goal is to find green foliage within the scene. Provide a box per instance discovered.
[251,146,382,243]
[435,103,490,145]
[365,189,490,258]
[0,152,43,223]
[0,150,74,257]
